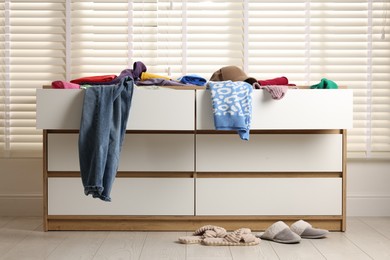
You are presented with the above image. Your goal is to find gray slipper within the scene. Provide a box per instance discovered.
[256,221,301,244]
[290,220,329,239]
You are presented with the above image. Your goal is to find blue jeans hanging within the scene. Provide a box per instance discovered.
[78,76,134,201]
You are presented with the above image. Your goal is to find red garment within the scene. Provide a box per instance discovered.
[70,75,117,84]
[257,76,298,87]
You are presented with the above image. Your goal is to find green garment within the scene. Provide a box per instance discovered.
[80,84,93,89]
[310,78,338,89]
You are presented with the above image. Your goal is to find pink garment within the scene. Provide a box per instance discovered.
[259,85,288,100]
[51,81,80,89]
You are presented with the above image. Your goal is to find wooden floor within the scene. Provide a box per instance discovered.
[1,217,390,260]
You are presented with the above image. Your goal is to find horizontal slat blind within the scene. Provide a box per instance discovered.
[154,0,182,78]
[0,0,6,155]
[71,0,128,79]
[131,0,161,74]
[248,1,307,84]
[1,0,389,158]
[369,1,390,158]
[186,0,244,79]
[310,1,370,157]
[2,0,65,157]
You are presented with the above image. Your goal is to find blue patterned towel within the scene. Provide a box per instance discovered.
[208,80,253,140]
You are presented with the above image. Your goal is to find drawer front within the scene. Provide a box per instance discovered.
[196,89,353,130]
[48,178,194,215]
[36,89,83,130]
[196,178,342,215]
[37,88,195,130]
[196,134,342,172]
[119,134,194,171]
[48,133,194,172]
[127,88,195,130]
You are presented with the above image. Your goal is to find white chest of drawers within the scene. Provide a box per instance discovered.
[37,86,352,231]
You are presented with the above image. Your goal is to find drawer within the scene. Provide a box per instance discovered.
[47,133,194,172]
[196,178,342,215]
[48,177,194,215]
[127,87,195,130]
[37,87,195,130]
[196,89,353,130]
[36,89,83,130]
[196,134,342,172]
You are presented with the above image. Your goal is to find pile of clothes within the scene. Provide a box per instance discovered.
[51,61,338,96]
[51,61,207,89]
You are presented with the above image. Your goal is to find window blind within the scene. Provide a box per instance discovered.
[131,0,160,74]
[70,0,129,79]
[247,1,308,84]
[1,0,65,157]
[369,1,390,158]
[70,0,170,77]
[185,0,245,79]
[309,0,373,158]
[0,1,7,155]
[154,0,183,77]
[1,0,389,159]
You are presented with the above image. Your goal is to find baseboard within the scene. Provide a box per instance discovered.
[0,194,43,217]
[347,193,390,216]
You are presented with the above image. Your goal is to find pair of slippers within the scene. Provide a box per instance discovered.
[256,220,329,244]
[178,225,260,246]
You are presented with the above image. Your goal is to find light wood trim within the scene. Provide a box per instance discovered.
[46,129,342,135]
[46,130,196,134]
[47,129,79,134]
[48,172,80,177]
[118,172,195,178]
[196,172,342,178]
[196,129,342,135]
[125,130,195,134]
[43,130,48,231]
[46,215,342,231]
[48,172,195,178]
[47,171,341,178]
[342,129,347,231]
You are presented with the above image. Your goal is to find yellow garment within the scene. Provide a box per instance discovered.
[141,72,171,81]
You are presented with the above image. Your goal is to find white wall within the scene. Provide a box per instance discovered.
[0,158,43,216]
[347,159,390,216]
[0,158,389,216]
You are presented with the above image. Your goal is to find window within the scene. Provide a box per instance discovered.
[1,0,66,157]
[71,1,129,79]
[1,0,389,158]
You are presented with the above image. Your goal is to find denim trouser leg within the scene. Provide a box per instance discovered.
[78,77,134,201]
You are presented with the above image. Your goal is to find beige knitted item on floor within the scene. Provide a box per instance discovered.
[194,225,227,238]
[202,228,261,246]
[178,225,227,244]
